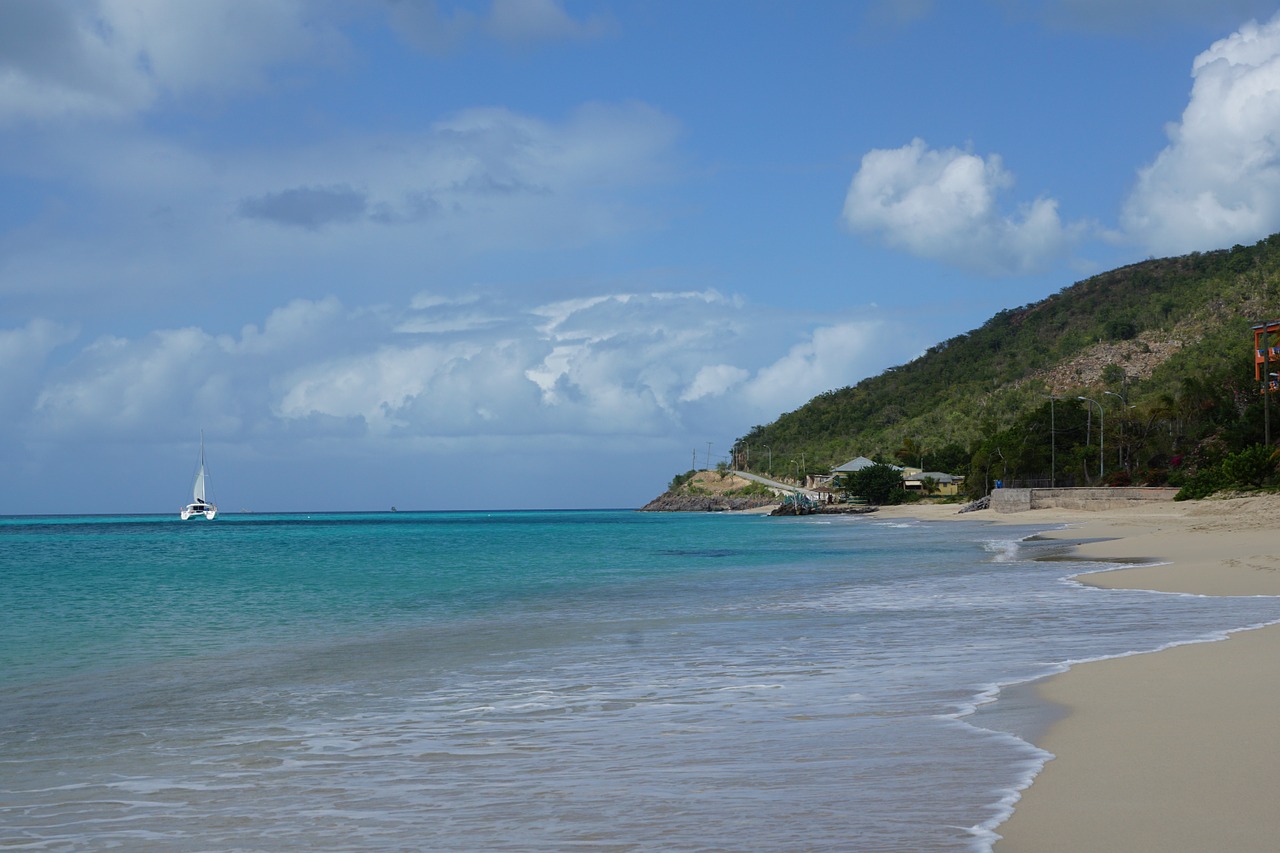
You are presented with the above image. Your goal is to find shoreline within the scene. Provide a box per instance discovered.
[878,496,1280,851]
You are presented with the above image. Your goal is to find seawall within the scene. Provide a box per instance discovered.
[991,486,1179,513]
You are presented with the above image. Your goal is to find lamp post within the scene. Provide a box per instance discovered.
[1078,396,1104,480]
[763,444,771,476]
[1103,391,1134,469]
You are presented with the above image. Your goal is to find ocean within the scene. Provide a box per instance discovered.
[2,509,1278,852]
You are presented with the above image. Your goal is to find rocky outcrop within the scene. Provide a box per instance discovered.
[770,503,878,516]
[638,493,777,512]
[1033,332,1187,394]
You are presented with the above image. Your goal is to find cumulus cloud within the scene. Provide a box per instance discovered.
[740,320,902,413]
[35,327,232,434]
[842,138,1081,275]
[680,364,751,403]
[1122,13,1280,255]
[0,0,340,123]
[17,291,914,449]
[0,319,79,432]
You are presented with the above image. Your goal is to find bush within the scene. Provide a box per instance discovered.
[1103,469,1132,487]
[1220,444,1278,489]
[1174,465,1226,501]
[668,470,697,492]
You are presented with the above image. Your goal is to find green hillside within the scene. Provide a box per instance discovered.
[735,234,1280,497]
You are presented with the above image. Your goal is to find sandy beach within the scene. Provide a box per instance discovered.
[879,495,1280,851]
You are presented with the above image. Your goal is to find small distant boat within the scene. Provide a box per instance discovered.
[180,432,218,521]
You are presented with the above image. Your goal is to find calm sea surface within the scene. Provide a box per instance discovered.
[3,509,1278,851]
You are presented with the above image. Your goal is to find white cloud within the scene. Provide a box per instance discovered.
[842,138,1082,275]
[0,319,79,432]
[680,364,751,403]
[0,0,341,124]
[1122,13,1280,255]
[15,290,915,451]
[740,320,901,414]
[34,327,233,434]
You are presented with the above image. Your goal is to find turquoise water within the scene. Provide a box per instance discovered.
[3,510,1278,851]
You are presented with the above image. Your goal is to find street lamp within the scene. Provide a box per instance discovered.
[1103,391,1135,468]
[763,444,771,475]
[1078,396,1104,480]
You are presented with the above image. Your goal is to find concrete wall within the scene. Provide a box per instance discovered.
[990,486,1179,513]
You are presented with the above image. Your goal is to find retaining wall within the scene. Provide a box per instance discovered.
[990,486,1179,513]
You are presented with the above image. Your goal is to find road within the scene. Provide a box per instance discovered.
[731,470,821,500]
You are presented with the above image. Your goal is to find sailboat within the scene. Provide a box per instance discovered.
[180,433,218,520]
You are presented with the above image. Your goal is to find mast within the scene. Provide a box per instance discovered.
[193,431,208,503]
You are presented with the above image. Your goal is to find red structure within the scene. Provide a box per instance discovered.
[1253,320,1280,391]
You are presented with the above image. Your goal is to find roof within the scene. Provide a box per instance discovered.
[903,471,957,483]
[831,456,902,473]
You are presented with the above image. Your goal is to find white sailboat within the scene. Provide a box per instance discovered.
[180,433,218,520]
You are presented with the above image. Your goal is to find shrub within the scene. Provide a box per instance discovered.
[1103,469,1132,487]
[1174,465,1226,501]
[667,470,697,492]
[1220,444,1278,489]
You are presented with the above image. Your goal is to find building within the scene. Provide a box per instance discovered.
[818,458,964,497]
[1253,319,1280,391]
[900,469,965,496]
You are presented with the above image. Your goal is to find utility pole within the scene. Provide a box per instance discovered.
[1264,324,1272,446]
[706,442,713,470]
[1044,395,1056,488]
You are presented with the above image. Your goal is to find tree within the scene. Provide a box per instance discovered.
[895,437,926,468]
[838,463,906,505]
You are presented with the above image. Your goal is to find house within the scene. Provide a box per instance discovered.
[901,470,965,496]
[830,456,894,474]
[808,457,902,492]
[815,457,963,498]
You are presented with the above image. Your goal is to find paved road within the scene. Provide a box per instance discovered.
[731,470,821,500]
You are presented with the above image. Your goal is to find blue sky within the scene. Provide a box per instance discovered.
[5,0,1280,513]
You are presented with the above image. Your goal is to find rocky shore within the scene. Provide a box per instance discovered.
[638,493,777,512]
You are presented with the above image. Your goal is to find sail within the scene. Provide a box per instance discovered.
[193,465,207,503]
[181,432,217,520]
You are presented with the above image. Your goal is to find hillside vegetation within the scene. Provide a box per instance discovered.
[735,234,1280,498]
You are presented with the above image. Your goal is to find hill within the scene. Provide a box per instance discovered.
[734,234,1280,496]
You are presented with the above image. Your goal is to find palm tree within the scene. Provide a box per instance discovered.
[895,437,926,469]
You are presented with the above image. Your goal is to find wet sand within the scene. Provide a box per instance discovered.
[879,495,1280,852]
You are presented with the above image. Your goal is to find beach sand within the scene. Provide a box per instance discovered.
[878,495,1280,852]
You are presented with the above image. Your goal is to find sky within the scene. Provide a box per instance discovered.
[5,0,1280,514]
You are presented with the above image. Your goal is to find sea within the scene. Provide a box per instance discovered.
[3,509,1279,852]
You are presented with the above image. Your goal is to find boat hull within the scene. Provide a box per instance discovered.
[181,504,217,521]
